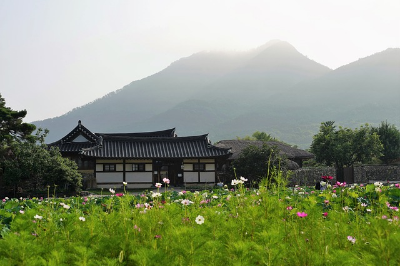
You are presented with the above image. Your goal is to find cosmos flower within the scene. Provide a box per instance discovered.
[195,215,205,225]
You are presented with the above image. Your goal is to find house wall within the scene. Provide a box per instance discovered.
[183,159,217,183]
[95,159,153,189]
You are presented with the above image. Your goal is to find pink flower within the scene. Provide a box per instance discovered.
[163,178,170,184]
[155,183,162,188]
[286,206,293,211]
[395,184,400,188]
[382,215,388,219]
[154,235,162,239]
[297,212,308,218]
[324,200,329,204]
[347,236,356,244]
[323,212,328,217]
[322,175,333,180]
[115,193,124,197]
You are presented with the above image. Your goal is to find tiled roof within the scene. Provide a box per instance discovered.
[81,135,231,159]
[49,121,230,159]
[215,140,314,160]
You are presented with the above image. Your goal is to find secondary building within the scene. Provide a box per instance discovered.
[49,121,231,189]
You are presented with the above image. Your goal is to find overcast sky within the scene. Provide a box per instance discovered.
[1,0,399,122]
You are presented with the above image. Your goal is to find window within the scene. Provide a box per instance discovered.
[193,163,205,171]
[104,164,116,172]
[132,163,145,172]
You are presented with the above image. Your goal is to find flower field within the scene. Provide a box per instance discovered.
[1,178,400,266]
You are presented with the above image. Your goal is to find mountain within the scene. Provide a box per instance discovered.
[33,42,400,148]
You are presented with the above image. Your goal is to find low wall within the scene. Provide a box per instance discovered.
[290,165,400,186]
[354,165,400,183]
[289,167,336,187]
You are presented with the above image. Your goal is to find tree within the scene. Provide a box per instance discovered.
[310,121,382,181]
[2,129,82,196]
[372,121,400,164]
[238,131,278,142]
[232,143,287,185]
[0,94,36,144]
[0,94,81,197]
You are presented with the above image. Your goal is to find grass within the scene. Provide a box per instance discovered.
[0,178,400,265]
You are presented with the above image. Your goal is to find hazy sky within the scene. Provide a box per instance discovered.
[1,0,399,122]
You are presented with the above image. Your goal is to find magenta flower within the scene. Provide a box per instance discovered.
[323,212,328,217]
[297,212,308,218]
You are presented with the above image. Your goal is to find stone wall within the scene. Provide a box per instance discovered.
[289,167,336,186]
[289,165,400,186]
[354,165,400,183]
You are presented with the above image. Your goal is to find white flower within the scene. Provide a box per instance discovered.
[181,199,194,205]
[19,210,24,214]
[79,217,85,222]
[212,195,218,199]
[109,188,115,194]
[195,215,205,225]
[60,218,64,221]
[240,176,248,182]
[151,192,162,198]
[320,181,327,186]
[123,182,127,186]
[331,193,337,198]
[59,202,65,206]
[63,204,71,209]
[374,182,383,187]
[155,183,162,188]
[34,214,43,220]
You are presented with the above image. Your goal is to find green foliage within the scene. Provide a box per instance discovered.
[1,180,400,265]
[238,131,278,142]
[2,129,82,195]
[0,94,82,196]
[372,121,400,164]
[0,94,36,144]
[232,143,287,184]
[310,121,382,180]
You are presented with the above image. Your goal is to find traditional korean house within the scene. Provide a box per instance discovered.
[49,121,231,189]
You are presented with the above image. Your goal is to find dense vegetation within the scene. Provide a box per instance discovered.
[1,176,399,265]
[0,94,82,198]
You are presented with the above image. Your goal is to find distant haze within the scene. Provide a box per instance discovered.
[32,41,400,148]
[1,0,399,122]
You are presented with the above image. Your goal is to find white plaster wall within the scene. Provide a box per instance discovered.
[184,172,198,182]
[126,172,152,182]
[145,164,152,171]
[96,164,103,172]
[205,164,215,171]
[96,173,123,183]
[116,164,124,171]
[200,172,215,182]
[184,164,193,171]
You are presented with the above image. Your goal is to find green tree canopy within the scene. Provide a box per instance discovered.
[0,94,36,144]
[232,143,287,185]
[372,121,400,164]
[2,129,82,196]
[238,131,278,142]
[310,121,382,181]
[0,94,81,197]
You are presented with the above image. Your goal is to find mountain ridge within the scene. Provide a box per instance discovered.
[32,41,400,148]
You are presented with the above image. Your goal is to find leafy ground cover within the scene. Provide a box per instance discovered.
[1,177,400,266]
